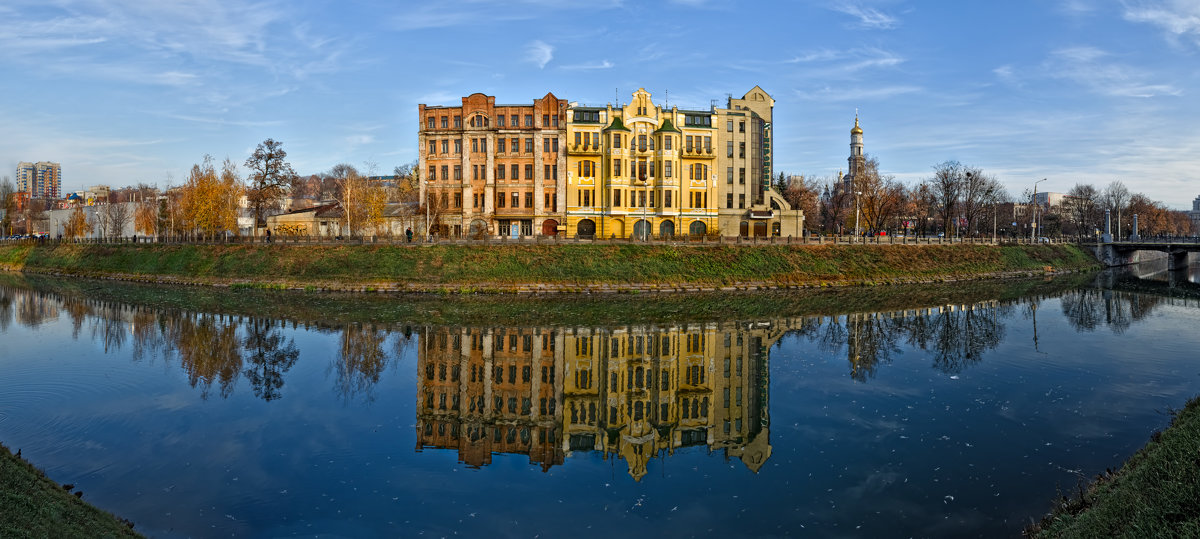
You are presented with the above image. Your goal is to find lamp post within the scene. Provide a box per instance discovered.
[1031,178,1046,243]
[854,191,862,243]
[639,173,648,241]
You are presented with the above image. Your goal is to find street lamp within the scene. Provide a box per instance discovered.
[638,173,648,241]
[1031,178,1046,243]
[854,191,863,243]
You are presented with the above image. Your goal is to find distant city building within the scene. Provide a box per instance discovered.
[1188,195,1200,231]
[15,161,62,199]
[1033,192,1070,208]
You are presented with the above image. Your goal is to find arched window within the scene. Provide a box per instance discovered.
[689,220,707,236]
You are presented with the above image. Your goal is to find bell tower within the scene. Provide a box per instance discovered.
[847,114,864,180]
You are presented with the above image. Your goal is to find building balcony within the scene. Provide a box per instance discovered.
[568,144,603,155]
[682,147,715,159]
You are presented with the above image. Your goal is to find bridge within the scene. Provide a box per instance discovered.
[1087,211,1200,270]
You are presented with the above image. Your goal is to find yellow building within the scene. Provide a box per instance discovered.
[565,89,719,238]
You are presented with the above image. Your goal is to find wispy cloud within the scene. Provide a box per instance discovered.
[561,60,614,70]
[794,85,921,102]
[526,40,554,69]
[1122,0,1200,48]
[1048,46,1181,97]
[831,4,899,29]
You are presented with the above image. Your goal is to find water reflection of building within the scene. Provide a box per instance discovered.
[415,321,791,480]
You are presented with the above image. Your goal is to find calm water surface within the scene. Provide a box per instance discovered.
[2,270,1199,538]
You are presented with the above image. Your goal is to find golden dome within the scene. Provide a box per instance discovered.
[851,116,863,135]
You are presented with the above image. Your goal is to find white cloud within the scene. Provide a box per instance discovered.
[1048,46,1181,98]
[1122,0,1200,47]
[831,4,899,29]
[526,40,554,69]
[561,60,614,70]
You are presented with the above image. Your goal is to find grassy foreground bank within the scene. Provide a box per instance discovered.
[0,243,1097,292]
[1,443,140,538]
[1027,396,1200,537]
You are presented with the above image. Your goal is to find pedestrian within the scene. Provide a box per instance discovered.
[405,227,413,243]
[265,229,272,243]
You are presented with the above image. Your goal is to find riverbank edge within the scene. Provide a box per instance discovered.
[0,443,141,538]
[0,243,1099,294]
[1026,395,1200,536]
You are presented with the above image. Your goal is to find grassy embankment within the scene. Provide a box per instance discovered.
[1027,396,1200,537]
[0,242,1098,292]
[1,443,141,538]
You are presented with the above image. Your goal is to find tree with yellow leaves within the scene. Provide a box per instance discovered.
[63,203,92,239]
[134,197,159,237]
[180,156,242,239]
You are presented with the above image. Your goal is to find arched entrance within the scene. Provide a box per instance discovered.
[469,219,488,238]
[689,220,707,236]
[541,219,559,236]
[632,219,651,240]
[659,220,675,238]
[739,221,749,237]
[577,219,596,238]
[754,222,768,237]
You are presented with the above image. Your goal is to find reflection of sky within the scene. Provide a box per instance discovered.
[2,288,1200,537]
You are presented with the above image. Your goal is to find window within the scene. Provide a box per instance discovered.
[454,115,462,128]
[543,114,549,126]
[545,164,551,179]
[498,193,506,208]
[665,161,673,178]
[441,116,448,128]
[511,164,519,179]
[441,140,449,153]
[497,115,505,127]
[574,132,581,147]
[727,167,733,184]
[440,165,448,180]
[472,165,478,180]
[685,136,693,152]
[481,139,487,153]
[552,114,559,126]
[684,114,711,127]
[614,159,621,176]
[428,140,435,155]
[727,141,733,157]
[739,142,745,158]
[511,138,519,152]
[454,192,462,208]
[474,193,480,208]
[525,138,533,153]
[649,137,655,151]
[512,192,520,207]
[472,139,478,153]
[739,168,745,184]
[739,121,745,132]
[573,110,600,122]
[497,164,505,180]
[704,137,711,152]
[525,114,533,127]
[727,120,733,132]
[441,192,449,208]
[525,192,533,208]
[498,139,506,153]
[454,140,462,154]
[551,165,558,180]
[665,190,672,208]
[638,160,646,181]
[614,189,622,206]
[612,133,621,149]
[525,164,533,179]
[664,136,672,150]
[428,117,435,129]
[453,165,461,180]
[429,166,436,180]
[727,193,733,208]
[545,192,552,209]
[591,133,599,147]
[739,194,745,209]
[552,137,559,152]
[638,190,646,207]
[649,161,656,178]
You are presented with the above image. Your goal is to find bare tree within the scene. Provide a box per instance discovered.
[931,161,964,237]
[782,175,821,231]
[1067,183,1101,240]
[1102,180,1131,238]
[959,167,1007,236]
[245,139,297,233]
[0,176,14,236]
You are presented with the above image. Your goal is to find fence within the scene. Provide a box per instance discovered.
[3,233,1072,248]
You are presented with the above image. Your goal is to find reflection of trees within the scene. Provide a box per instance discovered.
[0,290,12,331]
[16,290,57,328]
[332,323,390,401]
[927,308,1004,374]
[844,314,902,381]
[242,318,300,402]
[176,314,244,399]
[1060,290,1164,334]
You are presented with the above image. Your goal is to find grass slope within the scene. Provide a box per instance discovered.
[0,243,1097,288]
[1028,396,1200,537]
[0,443,141,538]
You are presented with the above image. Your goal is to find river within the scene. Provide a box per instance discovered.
[1,267,1199,537]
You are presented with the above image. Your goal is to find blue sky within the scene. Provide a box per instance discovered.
[2,0,1198,208]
